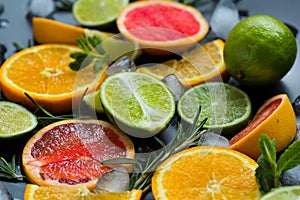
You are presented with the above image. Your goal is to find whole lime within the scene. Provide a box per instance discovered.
[223,14,297,87]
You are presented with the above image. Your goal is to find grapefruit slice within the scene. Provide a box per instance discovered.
[229,94,296,159]
[116,1,209,55]
[22,119,135,189]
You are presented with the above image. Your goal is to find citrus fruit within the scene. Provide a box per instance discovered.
[22,119,135,189]
[32,17,114,44]
[72,0,129,27]
[152,146,260,200]
[0,101,38,139]
[117,1,209,55]
[177,82,252,136]
[260,185,300,200]
[0,44,106,114]
[24,184,142,200]
[137,39,228,87]
[100,72,176,138]
[229,94,296,159]
[223,14,297,87]
[82,89,104,114]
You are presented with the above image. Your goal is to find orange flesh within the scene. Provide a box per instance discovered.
[29,123,127,185]
[123,4,201,41]
[230,98,282,145]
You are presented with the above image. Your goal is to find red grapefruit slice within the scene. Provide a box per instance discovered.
[117,1,209,55]
[229,94,296,159]
[22,119,135,189]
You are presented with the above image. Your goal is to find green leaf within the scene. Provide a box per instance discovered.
[258,134,277,168]
[277,140,300,172]
[255,155,275,193]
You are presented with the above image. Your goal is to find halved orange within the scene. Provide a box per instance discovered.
[24,184,142,200]
[32,17,114,44]
[137,39,228,87]
[230,94,297,159]
[0,44,107,113]
[152,146,260,200]
[117,1,209,55]
[22,119,135,190]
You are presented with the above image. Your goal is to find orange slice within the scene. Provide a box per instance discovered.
[24,184,142,200]
[32,17,114,44]
[117,1,209,55]
[137,39,228,87]
[152,146,260,200]
[22,119,135,189]
[0,44,106,113]
[230,94,297,159]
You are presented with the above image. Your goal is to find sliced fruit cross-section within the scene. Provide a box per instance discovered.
[22,120,135,189]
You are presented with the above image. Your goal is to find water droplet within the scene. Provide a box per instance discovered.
[0,19,9,28]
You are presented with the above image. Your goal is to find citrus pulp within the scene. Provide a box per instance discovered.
[72,0,129,27]
[177,82,251,136]
[0,101,38,139]
[24,184,142,200]
[230,94,296,159]
[224,14,297,87]
[22,119,135,189]
[137,39,228,87]
[260,185,300,200]
[117,1,209,55]
[0,44,105,114]
[152,146,260,200]
[100,72,176,138]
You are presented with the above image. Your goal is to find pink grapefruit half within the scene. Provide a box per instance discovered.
[117,1,209,55]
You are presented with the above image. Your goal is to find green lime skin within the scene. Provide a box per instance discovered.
[224,14,297,87]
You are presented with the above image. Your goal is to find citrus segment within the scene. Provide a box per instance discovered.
[100,72,176,138]
[0,44,105,113]
[22,119,135,189]
[152,146,260,200]
[73,0,129,27]
[24,184,142,200]
[137,39,228,87]
[0,101,38,139]
[117,1,209,55]
[224,14,297,87]
[260,185,300,200]
[177,82,251,135]
[230,94,296,159]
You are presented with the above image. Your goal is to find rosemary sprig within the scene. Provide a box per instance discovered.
[102,106,207,192]
[69,35,110,72]
[0,155,26,180]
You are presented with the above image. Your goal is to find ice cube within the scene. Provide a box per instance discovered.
[95,166,129,192]
[27,0,55,17]
[162,74,185,101]
[210,0,240,40]
[198,131,230,148]
[106,56,137,76]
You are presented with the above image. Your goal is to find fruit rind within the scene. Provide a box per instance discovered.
[117,1,209,55]
[230,94,296,159]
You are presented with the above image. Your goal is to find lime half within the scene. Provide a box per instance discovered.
[73,0,129,27]
[0,101,38,139]
[100,72,176,138]
[177,82,251,135]
[260,186,300,200]
[82,89,104,114]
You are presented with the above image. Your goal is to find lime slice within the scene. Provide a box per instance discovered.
[177,82,251,135]
[82,89,104,114]
[73,0,129,27]
[100,72,176,138]
[0,101,38,139]
[260,186,300,200]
